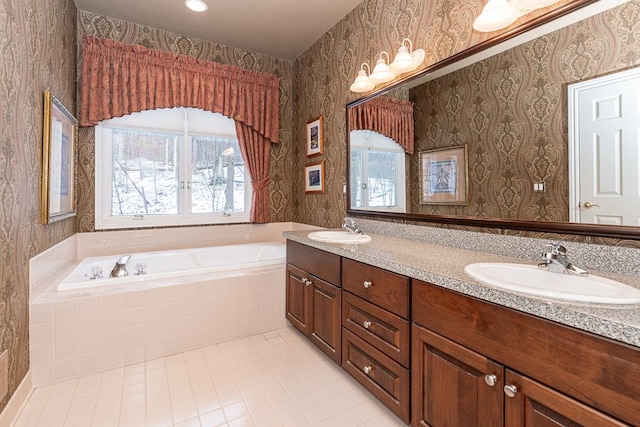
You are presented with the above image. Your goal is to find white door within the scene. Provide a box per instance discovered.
[568,67,640,225]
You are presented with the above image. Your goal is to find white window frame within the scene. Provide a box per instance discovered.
[95,108,252,230]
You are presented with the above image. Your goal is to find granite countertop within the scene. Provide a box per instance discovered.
[284,229,640,348]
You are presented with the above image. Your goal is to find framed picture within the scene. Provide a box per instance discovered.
[419,145,468,205]
[305,161,325,193]
[306,116,324,157]
[41,90,77,224]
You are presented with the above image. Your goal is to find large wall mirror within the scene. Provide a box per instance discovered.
[346,0,640,239]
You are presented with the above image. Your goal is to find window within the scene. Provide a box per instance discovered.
[95,107,251,229]
[350,130,406,212]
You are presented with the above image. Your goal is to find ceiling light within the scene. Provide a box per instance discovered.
[389,38,425,75]
[349,63,375,93]
[473,0,561,32]
[185,0,208,12]
[369,52,396,84]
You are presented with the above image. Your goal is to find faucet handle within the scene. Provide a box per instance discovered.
[545,242,566,255]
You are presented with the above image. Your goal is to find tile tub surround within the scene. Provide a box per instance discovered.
[283,229,640,348]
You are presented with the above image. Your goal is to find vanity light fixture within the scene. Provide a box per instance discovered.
[185,0,208,12]
[389,38,425,74]
[349,63,376,93]
[473,0,561,32]
[369,52,396,84]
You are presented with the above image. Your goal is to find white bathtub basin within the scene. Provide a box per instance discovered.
[308,230,372,244]
[464,263,640,305]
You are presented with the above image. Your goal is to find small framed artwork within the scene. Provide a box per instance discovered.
[305,161,325,193]
[306,116,324,157]
[41,90,77,224]
[419,145,468,205]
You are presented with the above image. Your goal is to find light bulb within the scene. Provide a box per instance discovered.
[350,64,375,93]
[473,0,519,32]
[185,0,208,12]
[369,52,396,83]
[389,39,425,74]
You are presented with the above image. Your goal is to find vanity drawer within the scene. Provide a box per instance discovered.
[342,328,410,423]
[342,292,410,367]
[342,258,410,318]
[287,240,341,285]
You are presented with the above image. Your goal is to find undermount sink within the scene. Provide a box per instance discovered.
[464,263,640,305]
[307,230,372,244]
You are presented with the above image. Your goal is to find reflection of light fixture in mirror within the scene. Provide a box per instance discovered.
[185,0,208,12]
[369,52,396,83]
[221,147,234,156]
[389,38,425,74]
[473,0,561,32]
[350,63,376,93]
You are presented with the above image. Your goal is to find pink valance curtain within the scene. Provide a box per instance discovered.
[79,35,279,223]
[348,97,414,154]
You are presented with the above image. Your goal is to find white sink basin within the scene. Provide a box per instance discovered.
[308,230,372,244]
[464,263,640,305]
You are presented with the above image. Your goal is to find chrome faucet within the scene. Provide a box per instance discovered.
[110,255,131,277]
[538,243,588,275]
[342,217,362,235]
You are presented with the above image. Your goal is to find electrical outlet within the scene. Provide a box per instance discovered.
[0,350,8,402]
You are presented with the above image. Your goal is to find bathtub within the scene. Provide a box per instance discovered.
[57,242,286,291]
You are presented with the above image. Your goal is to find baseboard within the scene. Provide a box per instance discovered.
[0,371,33,426]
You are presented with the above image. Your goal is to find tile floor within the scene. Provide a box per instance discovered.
[13,326,407,426]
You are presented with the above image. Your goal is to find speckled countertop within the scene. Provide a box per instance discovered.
[284,229,640,349]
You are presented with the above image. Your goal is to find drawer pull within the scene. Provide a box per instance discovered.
[363,365,373,375]
[363,280,373,288]
[484,374,497,387]
[302,278,311,286]
[504,384,518,398]
[363,320,372,329]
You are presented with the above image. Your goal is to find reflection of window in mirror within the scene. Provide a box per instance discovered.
[350,130,406,213]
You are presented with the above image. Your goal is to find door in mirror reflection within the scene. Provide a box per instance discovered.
[350,130,406,212]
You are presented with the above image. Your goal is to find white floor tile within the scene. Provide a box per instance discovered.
[14,326,406,426]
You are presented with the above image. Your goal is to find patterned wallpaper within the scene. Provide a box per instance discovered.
[0,0,77,410]
[76,10,295,231]
[410,5,640,220]
[292,0,640,247]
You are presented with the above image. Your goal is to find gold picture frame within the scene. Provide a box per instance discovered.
[419,145,468,205]
[306,116,324,157]
[305,161,325,193]
[41,90,77,224]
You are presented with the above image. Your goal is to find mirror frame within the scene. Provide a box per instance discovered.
[346,0,640,240]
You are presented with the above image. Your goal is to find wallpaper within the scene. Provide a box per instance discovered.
[292,0,640,247]
[0,0,77,411]
[76,10,295,232]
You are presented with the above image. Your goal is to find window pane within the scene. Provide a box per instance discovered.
[367,151,398,207]
[190,136,246,214]
[350,149,364,208]
[111,129,180,216]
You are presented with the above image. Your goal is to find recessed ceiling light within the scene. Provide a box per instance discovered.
[185,0,208,12]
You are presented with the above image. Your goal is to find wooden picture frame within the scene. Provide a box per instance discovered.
[305,161,325,193]
[41,90,77,224]
[419,145,468,205]
[306,116,324,157]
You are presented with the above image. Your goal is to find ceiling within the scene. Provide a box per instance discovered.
[74,0,364,60]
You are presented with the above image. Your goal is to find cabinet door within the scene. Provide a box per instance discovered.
[309,275,342,364]
[412,324,504,427]
[286,264,310,335]
[504,370,630,427]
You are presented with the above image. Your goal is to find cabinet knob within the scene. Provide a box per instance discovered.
[306,279,312,286]
[484,374,497,387]
[363,320,372,329]
[363,365,373,375]
[504,384,518,398]
[302,278,310,286]
[363,280,373,288]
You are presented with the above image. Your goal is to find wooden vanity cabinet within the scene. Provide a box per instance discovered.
[412,279,640,427]
[341,259,411,423]
[286,241,342,364]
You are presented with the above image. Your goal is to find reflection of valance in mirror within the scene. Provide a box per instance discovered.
[78,35,280,223]
[348,97,415,154]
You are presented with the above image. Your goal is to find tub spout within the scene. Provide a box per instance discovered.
[110,255,131,277]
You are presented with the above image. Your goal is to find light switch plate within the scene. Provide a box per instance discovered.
[0,350,8,402]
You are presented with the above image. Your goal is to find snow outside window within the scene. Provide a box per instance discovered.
[95,107,252,229]
[349,130,406,213]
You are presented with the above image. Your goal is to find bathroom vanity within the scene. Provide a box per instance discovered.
[284,230,640,426]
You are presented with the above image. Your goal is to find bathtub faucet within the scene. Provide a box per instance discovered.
[110,255,131,277]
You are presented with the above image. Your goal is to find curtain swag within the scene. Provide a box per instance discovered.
[79,35,280,223]
[348,96,414,154]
